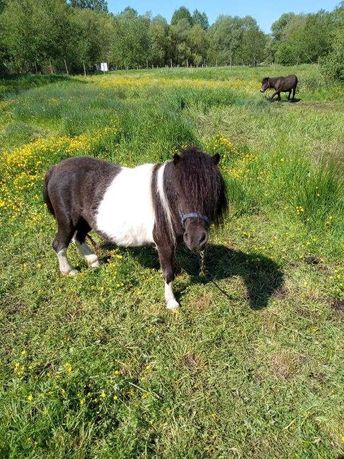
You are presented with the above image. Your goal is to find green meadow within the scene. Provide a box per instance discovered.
[0,65,343,458]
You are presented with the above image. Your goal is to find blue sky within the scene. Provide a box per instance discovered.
[107,0,340,32]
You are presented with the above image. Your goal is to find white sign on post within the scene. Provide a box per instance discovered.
[100,62,108,72]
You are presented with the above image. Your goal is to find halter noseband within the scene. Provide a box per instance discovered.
[180,212,209,227]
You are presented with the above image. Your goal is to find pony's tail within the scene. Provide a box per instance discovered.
[43,167,55,217]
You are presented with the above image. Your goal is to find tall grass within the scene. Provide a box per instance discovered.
[0,65,343,458]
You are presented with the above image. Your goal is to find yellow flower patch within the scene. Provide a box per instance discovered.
[87,74,258,94]
[0,123,120,221]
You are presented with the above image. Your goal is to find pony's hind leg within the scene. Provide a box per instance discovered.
[53,220,77,276]
[73,221,99,268]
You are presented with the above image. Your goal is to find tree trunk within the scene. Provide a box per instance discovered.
[64,59,69,75]
[83,62,87,76]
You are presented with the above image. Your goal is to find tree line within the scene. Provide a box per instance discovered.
[0,1,343,80]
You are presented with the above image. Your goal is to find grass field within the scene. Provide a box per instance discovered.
[0,64,343,458]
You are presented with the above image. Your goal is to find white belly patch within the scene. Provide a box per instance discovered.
[96,164,156,246]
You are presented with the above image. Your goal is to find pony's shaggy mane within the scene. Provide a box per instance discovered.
[173,146,228,225]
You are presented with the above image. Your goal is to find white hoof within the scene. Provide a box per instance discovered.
[86,254,99,267]
[60,268,78,276]
[89,260,100,268]
[166,299,179,310]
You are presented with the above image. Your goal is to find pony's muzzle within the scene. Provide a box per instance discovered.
[183,229,208,252]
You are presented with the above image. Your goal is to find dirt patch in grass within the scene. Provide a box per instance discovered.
[180,352,206,374]
[331,299,344,314]
[270,350,304,379]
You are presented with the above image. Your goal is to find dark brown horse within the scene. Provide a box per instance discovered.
[43,147,228,309]
[260,75,298,101]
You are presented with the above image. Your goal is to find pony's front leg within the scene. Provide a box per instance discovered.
[165,281,179,310]
[157,244,179,310]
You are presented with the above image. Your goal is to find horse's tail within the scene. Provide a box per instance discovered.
[43,166,55,217]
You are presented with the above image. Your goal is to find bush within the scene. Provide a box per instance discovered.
[320,27,344,81]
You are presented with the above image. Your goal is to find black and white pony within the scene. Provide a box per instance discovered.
[43,147,228,309]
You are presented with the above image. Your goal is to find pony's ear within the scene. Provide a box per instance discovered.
[173,154,180,165]
[213,153,220,164]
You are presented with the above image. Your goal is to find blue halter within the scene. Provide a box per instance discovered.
[180,212,209,227]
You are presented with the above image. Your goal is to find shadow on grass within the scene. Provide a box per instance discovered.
[0,74,86,98]
[269,97,302,103]
[101,243,284,310]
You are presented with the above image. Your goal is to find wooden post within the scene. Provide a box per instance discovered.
[83,62,86,76]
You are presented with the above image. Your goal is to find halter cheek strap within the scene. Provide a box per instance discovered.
[180,212,209,226]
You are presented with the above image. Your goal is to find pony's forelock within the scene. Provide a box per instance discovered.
[173,146,228,225]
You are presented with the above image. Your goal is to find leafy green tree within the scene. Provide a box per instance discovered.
[188,24,208,65]
[321,27,344,80]
[271,12,296,41]
[68,0,108,12]
[208,16,243,66]
[170,18,192,65]
[1,0,343,74]
[0,0,8,70]
[171,7,192,26]
[68,8,114,73]
[240,16,266,66]
[192,9,209,30]
[274,15,307,64]
[274,12,332,64]
[149,16,169,66]
[111,9,150,68]
[321,4,344,80]
[1,0,71,72]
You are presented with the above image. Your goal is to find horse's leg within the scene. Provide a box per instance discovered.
[73,220,99,268]
[52,218,77,276]
[157,244,179,310]
[288,90,292,100]
[270,91,278,101]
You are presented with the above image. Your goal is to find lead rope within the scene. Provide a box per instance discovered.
[199,248,235,301]
[199,249,207,278]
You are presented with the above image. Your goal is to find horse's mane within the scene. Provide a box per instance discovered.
[172,146,228,225]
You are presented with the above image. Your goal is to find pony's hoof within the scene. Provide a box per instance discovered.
[89,260,100,268]
[166,299,179,310]
[61,269,78,276]
[86,254,99,268]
